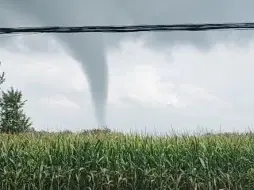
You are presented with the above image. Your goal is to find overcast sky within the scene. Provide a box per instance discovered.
[1,1,254,134]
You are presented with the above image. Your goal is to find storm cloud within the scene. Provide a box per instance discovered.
[1,0,254,127]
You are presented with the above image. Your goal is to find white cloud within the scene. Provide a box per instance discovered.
[39,94,80,110]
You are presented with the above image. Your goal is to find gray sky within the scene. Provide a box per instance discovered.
[1,1,254,134]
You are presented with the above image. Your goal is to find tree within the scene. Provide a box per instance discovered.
[0,61,32,133]
[0,87,32,133]
[0,62,5,87]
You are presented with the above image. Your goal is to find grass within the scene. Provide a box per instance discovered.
[1,130,254,189]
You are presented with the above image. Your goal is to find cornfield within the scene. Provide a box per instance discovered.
[1,132,254,189]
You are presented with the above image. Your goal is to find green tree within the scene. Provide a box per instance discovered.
[0,87,32,133]
[0,61,32,133]
[0,62,5,87]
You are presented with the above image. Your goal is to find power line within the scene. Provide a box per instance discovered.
[1,22,254,34]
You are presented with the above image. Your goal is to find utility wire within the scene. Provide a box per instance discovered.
[1,22,254,34]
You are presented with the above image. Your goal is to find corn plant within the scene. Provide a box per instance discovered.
[0,132,254,189]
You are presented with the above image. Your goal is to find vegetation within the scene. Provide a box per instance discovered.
[0,131,254,189]
[0,87,32,133]
[0,62,32,134]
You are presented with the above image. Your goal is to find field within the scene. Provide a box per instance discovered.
[1,130,254,190]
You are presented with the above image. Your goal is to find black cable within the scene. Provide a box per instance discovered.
[1,22,254,34]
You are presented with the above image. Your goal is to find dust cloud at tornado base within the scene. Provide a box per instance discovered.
[1,0,254,127]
